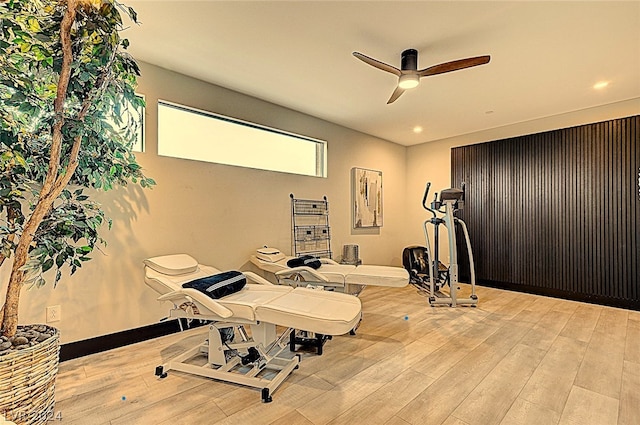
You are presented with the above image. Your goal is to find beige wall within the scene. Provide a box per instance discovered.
[14,62,407,344]
[10,61,639,345]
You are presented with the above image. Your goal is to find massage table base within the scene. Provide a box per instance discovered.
[155,319,299,403]
[289,331,332,355]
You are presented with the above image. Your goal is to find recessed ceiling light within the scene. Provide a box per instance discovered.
[593,81,609,90]
[413,126,423,133]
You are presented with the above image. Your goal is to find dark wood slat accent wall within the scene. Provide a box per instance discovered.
[451,115,639,310]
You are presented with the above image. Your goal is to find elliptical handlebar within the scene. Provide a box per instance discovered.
[422,182,437,217]
[422,182,431,209]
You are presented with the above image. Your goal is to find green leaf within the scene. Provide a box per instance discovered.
[55,254,66,268]
[41,258,54,273]
[128,7,138,23]
[27,17,42,32]
[19,41,31,53]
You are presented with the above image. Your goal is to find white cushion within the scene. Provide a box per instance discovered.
[250,255,408,288]
[143,255,362,334]
[144,254,199,276]
[255,247,286,263]
[255,288,362,335]
[345,265,409,287]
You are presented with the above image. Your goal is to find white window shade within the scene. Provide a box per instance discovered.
[158,101,327,178]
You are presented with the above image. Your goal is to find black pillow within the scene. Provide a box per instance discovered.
[287,255,322,270]
[182,271,246,299]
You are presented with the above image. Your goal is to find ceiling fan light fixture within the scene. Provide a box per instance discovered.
[398,74,419,89]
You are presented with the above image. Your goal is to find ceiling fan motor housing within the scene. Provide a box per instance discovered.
[401,49,418,71]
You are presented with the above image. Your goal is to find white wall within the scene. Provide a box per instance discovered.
[14,62,407,344]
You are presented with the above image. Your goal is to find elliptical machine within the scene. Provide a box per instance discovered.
[419,182,478,307]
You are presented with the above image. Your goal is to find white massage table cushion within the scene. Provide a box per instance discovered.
[251,254,408,287]
[145,254,362,335]
[345,265,409,288]
[214,284,293,321]
[144,254,199,276]
[145,263,221,295]
[256,287,362,335]
[250,255,286,274]
[255,247,286,263]
[311,263,356,284]
[145,258,293,321]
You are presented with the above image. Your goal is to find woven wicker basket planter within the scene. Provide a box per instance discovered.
[0,326,59,425]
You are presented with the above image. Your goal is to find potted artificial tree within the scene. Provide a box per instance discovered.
[0,1,153,423]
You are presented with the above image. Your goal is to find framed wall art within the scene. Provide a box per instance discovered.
[352,167,383,228]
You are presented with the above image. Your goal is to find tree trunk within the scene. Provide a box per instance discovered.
[0,0,79,338]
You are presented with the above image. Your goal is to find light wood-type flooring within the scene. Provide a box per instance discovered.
[55,283,640,424]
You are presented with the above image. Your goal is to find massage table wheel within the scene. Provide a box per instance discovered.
[155,365,168,379]
[260,355,302,403]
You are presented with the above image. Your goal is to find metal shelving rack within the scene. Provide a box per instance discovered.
[290,194,332,259]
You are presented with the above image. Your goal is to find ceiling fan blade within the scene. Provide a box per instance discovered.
[353,52,402,76]
[387,86,405,104]
[418,55,490,77]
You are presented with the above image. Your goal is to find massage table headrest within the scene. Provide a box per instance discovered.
[255,246,286,263]
[144,254,199,275]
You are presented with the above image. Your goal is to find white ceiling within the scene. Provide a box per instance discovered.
[124,1,640,146]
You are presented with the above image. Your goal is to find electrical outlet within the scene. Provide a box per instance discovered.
[46,305,61,323]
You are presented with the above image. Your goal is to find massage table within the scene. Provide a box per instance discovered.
[250,247,410,295]
[144,254,362,402]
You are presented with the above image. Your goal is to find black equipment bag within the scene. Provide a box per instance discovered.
[402,246,430,284]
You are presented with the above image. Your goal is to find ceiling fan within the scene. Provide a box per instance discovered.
[353,49,490,104]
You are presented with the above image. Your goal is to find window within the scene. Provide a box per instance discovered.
[157,100,326,177]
